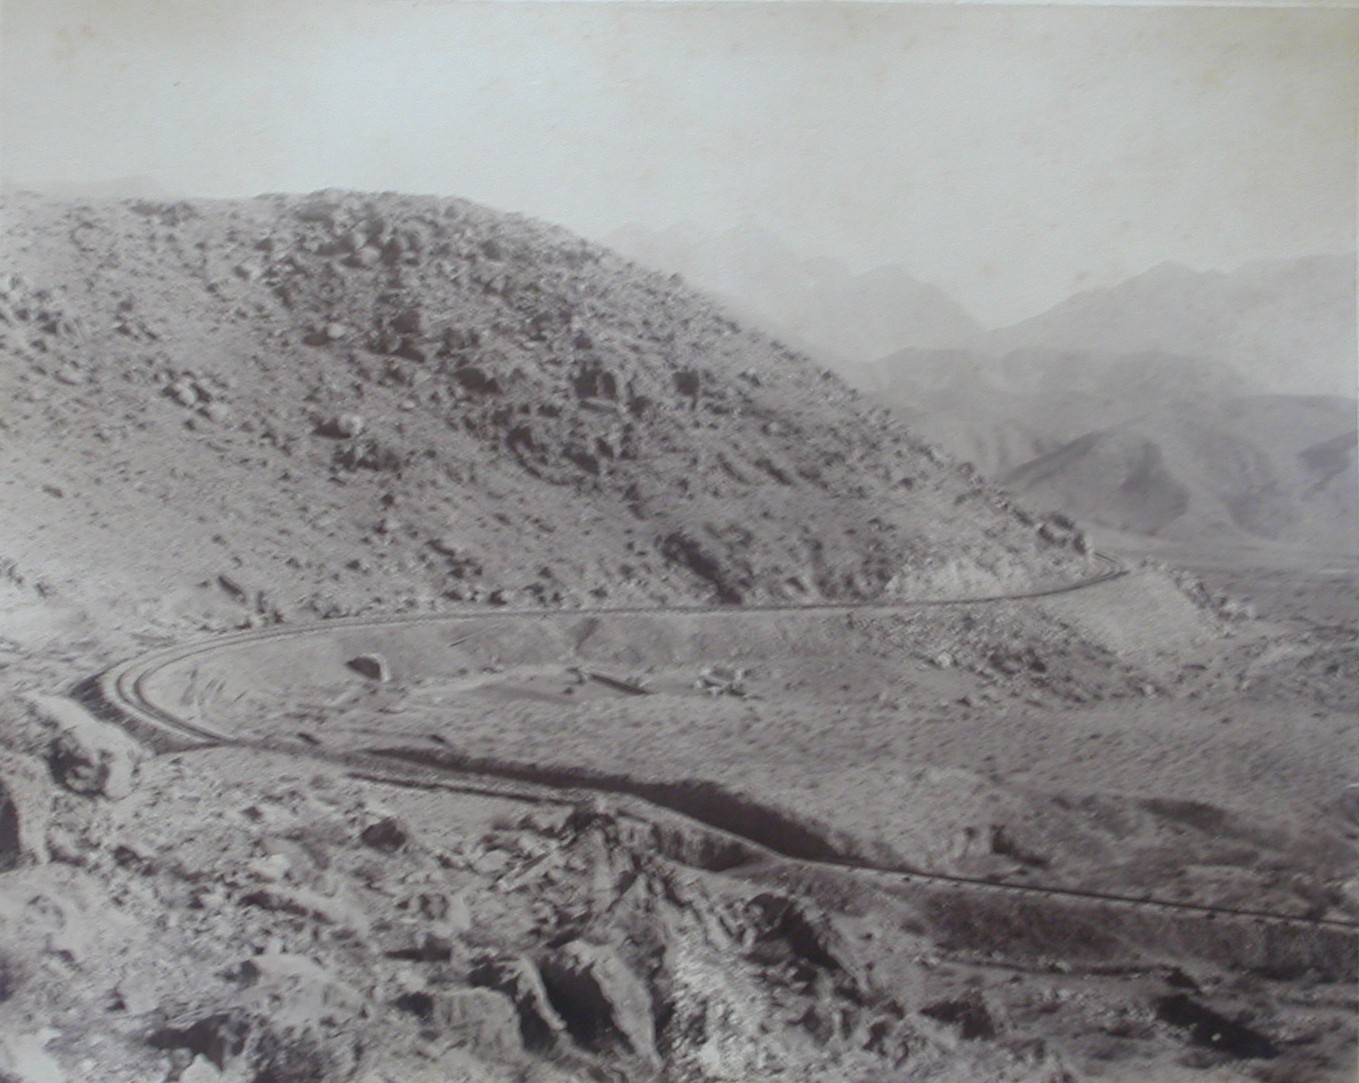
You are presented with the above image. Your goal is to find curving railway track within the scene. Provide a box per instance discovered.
[88,552,1358,951]
[98,552,1128,746]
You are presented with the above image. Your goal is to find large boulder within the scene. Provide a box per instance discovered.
[0,751,52,869]
[26,695,145,800]
[317,413,365,439]
[152,956,363,1082]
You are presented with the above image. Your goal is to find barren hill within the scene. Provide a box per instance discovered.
[0,191,1081,639]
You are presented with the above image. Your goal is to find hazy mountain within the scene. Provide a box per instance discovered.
[847,254,1356,552]
[974,255,1356,398]
[1004,395,1358,554]
[854,348,1261,478]
[608,223,982,366]
[1,174,177,201]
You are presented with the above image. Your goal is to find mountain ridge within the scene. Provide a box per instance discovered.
[969,252,1355,398]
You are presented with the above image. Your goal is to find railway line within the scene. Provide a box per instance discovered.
[87,552,1358,953]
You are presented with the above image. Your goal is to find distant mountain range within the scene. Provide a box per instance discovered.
[858,348,1261,479]
[609,227,1354,400]
[609,225,1356,553]
[963,255,1355,399]
[853,255,1357,553]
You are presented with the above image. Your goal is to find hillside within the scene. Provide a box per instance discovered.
[1004,395,1358,554]
[0,191,1082,644]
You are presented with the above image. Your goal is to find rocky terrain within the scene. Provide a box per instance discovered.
[0,192,1354,1083]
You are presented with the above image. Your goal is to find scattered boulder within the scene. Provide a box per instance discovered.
[201,401,233,425]
[166,378,200,407]
[178,1056,223,1083]
[697,664,746,697]
[1036,514,1087,552]
[347,653,391,682]
[216,573,250,604]
[26,694,144,800]
[401,888,472,934]
[236,884,366,932]
[149,1012,250,1074]
[538,939,657,1062]
[0,1029,65,1083]
[359,814,409,853]
[317,413,365,439]
[747,893,868,987]
[390,306,425,336]
[920,992,998,1041]
[304,324,342,346]
[0,751,52,869]
[333,436,404,473]
[236,952,363,1013]
[451,366,500,395]
[152,1007,350,1083]
[111,974,158,1016]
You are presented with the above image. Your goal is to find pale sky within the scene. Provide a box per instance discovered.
[2,1,1355,325]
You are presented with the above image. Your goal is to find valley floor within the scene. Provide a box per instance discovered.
[1,548,1354,1082]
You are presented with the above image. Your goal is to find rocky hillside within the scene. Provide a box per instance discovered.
[2,194,1354,1083]
[0,192,1084,641]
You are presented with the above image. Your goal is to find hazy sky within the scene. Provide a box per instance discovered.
[2,1,1355,324]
